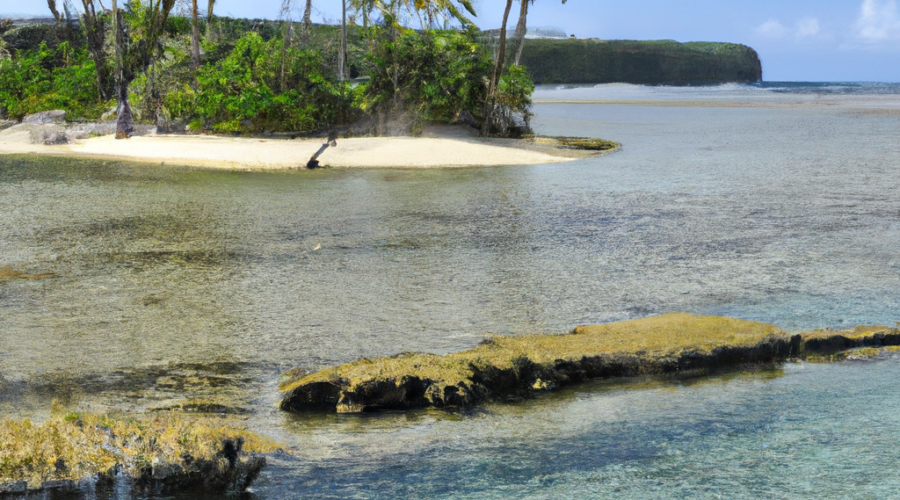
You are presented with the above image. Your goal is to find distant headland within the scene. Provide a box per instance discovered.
[519,39,763,85]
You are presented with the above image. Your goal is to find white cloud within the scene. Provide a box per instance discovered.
[854,0,900,42]
[756,19,788,38]
[796,17,820,38]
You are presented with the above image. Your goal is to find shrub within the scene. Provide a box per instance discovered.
[0,42,109,120]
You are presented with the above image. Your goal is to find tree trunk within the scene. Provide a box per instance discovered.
[190,0,201,69]
[339,0,346,82]
[482,0,514,135]
[80,0,110,100]
[302,0,312,43]
[390,1,398,108]
[513,0,528,66]
[113,0,134,139]
[280,0,292,92]
[207,0,215,22]
[47,0,62,23]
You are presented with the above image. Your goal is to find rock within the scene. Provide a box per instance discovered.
[0,481,27,493]
[0,120,15,132]
[100,106,117,121]
[28,124,69,145]
[65,122,117,141]
[39,479,75,491]
[22,109,66,124]
[456,109,478,128]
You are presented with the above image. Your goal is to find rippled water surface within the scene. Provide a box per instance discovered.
[2,83,900,498]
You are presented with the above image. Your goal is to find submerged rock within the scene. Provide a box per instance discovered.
[280,313,796,413]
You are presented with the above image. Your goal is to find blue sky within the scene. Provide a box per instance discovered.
[4,0,899,81]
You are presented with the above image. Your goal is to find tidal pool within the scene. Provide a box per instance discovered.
[2,83,900,498]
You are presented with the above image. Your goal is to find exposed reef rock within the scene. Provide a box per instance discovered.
[280,314,900,414]
[280,313,796,413]
[799,325,900,361]
[0,411,275,497]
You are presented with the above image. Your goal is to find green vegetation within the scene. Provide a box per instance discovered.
[0,406,277,492]
[0,0,539,137]
[279,313,791,412]
[0,41,106,120]
[519,39,762,84]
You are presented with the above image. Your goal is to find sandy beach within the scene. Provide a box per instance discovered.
[0,125,593,170]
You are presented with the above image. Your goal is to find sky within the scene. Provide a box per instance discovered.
[4,0,900,81]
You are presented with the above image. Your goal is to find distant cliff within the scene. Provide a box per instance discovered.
[518,39,763,85]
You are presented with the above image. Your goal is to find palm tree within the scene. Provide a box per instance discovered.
[481,0,514,135]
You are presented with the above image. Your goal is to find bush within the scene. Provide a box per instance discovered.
[364,27,492,127]
[164,32,355,133]
[0,42,109,120]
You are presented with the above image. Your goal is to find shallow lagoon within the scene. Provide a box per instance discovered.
[2,83,900,498]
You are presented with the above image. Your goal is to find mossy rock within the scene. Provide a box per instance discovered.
[280,313,793,413]
[529,136,620,151]
[0,409,277,495]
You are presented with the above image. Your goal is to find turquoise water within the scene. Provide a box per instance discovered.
[2,83,900,498]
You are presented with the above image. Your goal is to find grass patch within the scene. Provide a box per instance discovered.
[0,405,277,491]
[280,313,787,412]
[529,136,620,151]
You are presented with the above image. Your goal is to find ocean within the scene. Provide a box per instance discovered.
[1,82,899,498]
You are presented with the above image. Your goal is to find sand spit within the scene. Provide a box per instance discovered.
[0,125,610,170]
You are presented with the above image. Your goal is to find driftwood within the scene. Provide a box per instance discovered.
[306,130,338,169]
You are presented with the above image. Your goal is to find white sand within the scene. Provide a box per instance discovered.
[0,129,577,169]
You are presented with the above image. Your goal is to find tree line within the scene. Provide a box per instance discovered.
[0,0,559,137]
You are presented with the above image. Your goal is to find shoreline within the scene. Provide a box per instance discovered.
[0,125,616,171]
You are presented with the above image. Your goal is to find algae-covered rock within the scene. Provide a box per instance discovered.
[280,313,794,413]
[799,325,900,357]
[0,409,276,496]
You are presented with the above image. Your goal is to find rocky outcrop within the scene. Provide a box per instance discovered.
[280,315,900,414]
[0,412,273,498]
[800,326,900,357]
[280,314,796,413]
[22,110,66,124]
[3,122,154,145]
[0,450,265,498]
[27,124,68,145]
